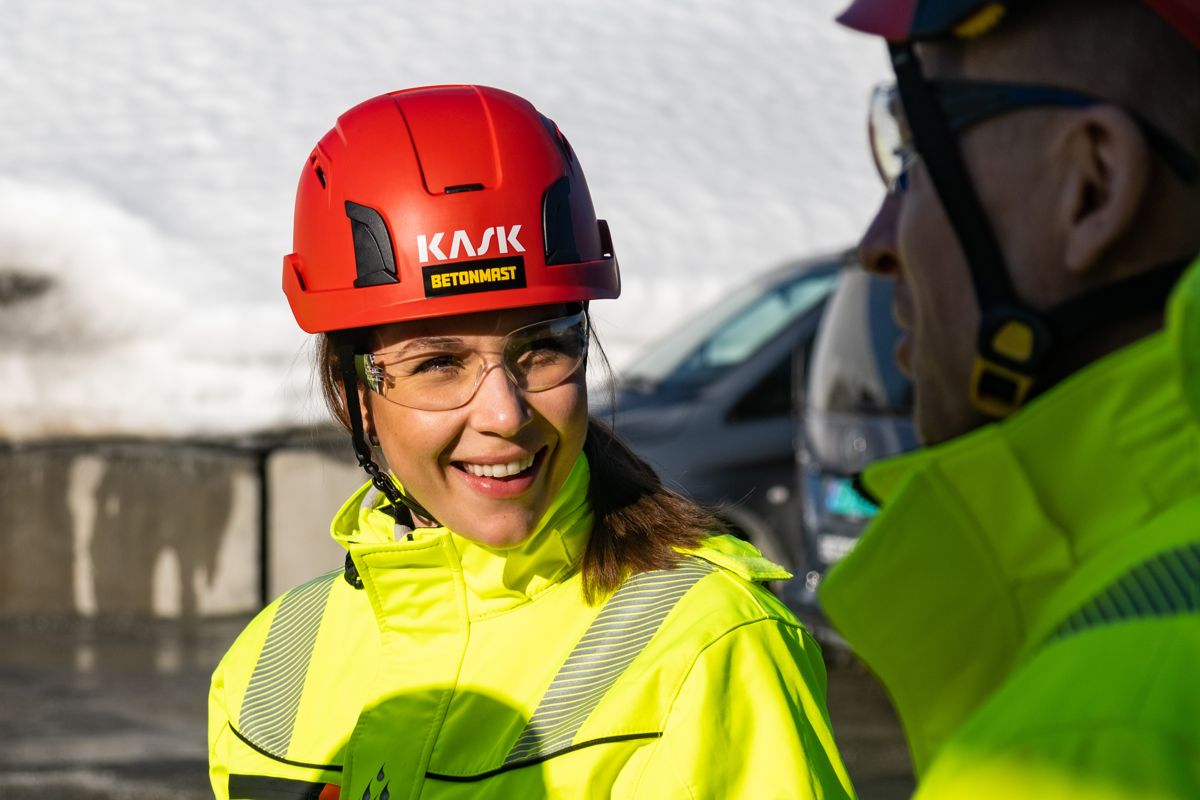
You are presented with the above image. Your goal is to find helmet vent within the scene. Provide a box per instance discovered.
[309,155,327,189]
[542,176,580,265]
[444,183,484,194]
[345,201,399,287]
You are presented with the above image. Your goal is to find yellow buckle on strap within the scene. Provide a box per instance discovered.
[970,318,1039,418]
[953,3,1008,39]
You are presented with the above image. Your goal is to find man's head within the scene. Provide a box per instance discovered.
[845,0,1200,444]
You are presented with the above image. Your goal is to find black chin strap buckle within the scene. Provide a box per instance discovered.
[970,307,1053,418]
[344,552,364,589]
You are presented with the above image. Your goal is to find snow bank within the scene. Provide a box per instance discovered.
[0,0,888,439]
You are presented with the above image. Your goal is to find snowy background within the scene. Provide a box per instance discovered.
[0,0,889,440]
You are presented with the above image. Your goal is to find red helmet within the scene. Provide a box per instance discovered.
[283,85,621,334]
[838,0,1200,46]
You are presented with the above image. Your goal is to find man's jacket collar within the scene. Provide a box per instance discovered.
[820,255,1200,774]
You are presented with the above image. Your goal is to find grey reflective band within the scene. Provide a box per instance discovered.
[238,569,340,758]
[504,557,714,764]
[1048,543,1199,645]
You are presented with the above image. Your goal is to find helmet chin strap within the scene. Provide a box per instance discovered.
[335,340,439,525]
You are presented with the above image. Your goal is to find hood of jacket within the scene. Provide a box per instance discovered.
[330,452,593,619]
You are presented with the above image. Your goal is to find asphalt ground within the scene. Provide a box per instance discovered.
[0,616,914,799]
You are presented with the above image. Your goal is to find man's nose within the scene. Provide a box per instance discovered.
[859,193,902,277]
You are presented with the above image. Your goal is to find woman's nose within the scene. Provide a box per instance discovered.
[467,363,532,435]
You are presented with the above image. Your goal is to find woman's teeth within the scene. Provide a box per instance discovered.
[461,454,536,478]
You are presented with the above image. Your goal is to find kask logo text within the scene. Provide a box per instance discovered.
[416,225,525,264]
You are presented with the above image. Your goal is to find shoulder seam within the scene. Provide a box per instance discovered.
[702,566,806,627]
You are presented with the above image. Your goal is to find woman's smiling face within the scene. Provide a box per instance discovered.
[363,304,589,547]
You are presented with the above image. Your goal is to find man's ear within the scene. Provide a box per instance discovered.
[1058,105,1150,274]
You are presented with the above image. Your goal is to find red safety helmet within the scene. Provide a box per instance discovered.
[838,0,1200,47]
[283,85,621,334]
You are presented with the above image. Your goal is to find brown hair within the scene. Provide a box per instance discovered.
[577,417,715,601]
[315,325,719,603]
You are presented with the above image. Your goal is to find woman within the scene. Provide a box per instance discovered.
[209,85,854,799]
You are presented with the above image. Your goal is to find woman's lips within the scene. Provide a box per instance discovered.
[450,447,546,499]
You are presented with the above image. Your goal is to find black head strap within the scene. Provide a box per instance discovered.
[890,42,1017,308]
[1045,257,1191,342]
[335,339,438,525]
[891,42,1050,416]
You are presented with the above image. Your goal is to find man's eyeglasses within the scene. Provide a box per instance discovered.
[356,311,589,412]
[869,79,1199,194]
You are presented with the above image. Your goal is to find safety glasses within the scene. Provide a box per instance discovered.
[869,79,1200,194]
[355,311,589,411]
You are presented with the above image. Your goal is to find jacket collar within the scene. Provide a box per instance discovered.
[331,453,593,619]
[820,256,1200,774]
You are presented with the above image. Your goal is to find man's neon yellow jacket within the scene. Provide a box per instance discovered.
[209,456,856,799]
[821,256,1200,799]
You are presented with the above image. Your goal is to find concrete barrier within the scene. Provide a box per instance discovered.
[265,443,364,599]
[0,430,366,619]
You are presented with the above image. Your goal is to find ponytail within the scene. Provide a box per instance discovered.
[580,418,720,603]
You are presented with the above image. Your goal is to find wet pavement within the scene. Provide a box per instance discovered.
[0,616,232,799]
[0,616,913,799]
[822,647,917,799]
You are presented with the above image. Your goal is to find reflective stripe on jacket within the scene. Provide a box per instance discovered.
[821,255,1200,798]
[209,455,856,799]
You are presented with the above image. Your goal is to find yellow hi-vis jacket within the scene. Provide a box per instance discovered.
[209,455,856,799]
[822,255,1200,799]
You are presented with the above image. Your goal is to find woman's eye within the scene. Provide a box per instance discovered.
[410,355,464,375]
[517,338,572,364]
[511,338,580,376]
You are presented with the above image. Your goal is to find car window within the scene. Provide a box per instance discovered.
[624,267,841,388]
[728,354,793,422]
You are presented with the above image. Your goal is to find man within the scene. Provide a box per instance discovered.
[819,1,1200,797]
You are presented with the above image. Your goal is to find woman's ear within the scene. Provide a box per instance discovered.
[358,384,379,446]
[1058,105,1150,274]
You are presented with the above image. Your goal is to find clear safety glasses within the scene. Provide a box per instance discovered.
[869,79,1199,194]
[355,311,589,411]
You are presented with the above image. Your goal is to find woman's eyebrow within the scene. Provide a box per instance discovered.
[379,336,467,356]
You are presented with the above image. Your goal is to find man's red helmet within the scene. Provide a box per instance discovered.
[283,85,621,334]
[838,0,1200,46]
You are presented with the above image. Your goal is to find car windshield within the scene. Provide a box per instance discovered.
[623,264,841,388]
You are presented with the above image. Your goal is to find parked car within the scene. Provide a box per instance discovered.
[601,250,851,578]
[784,266,917,618]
